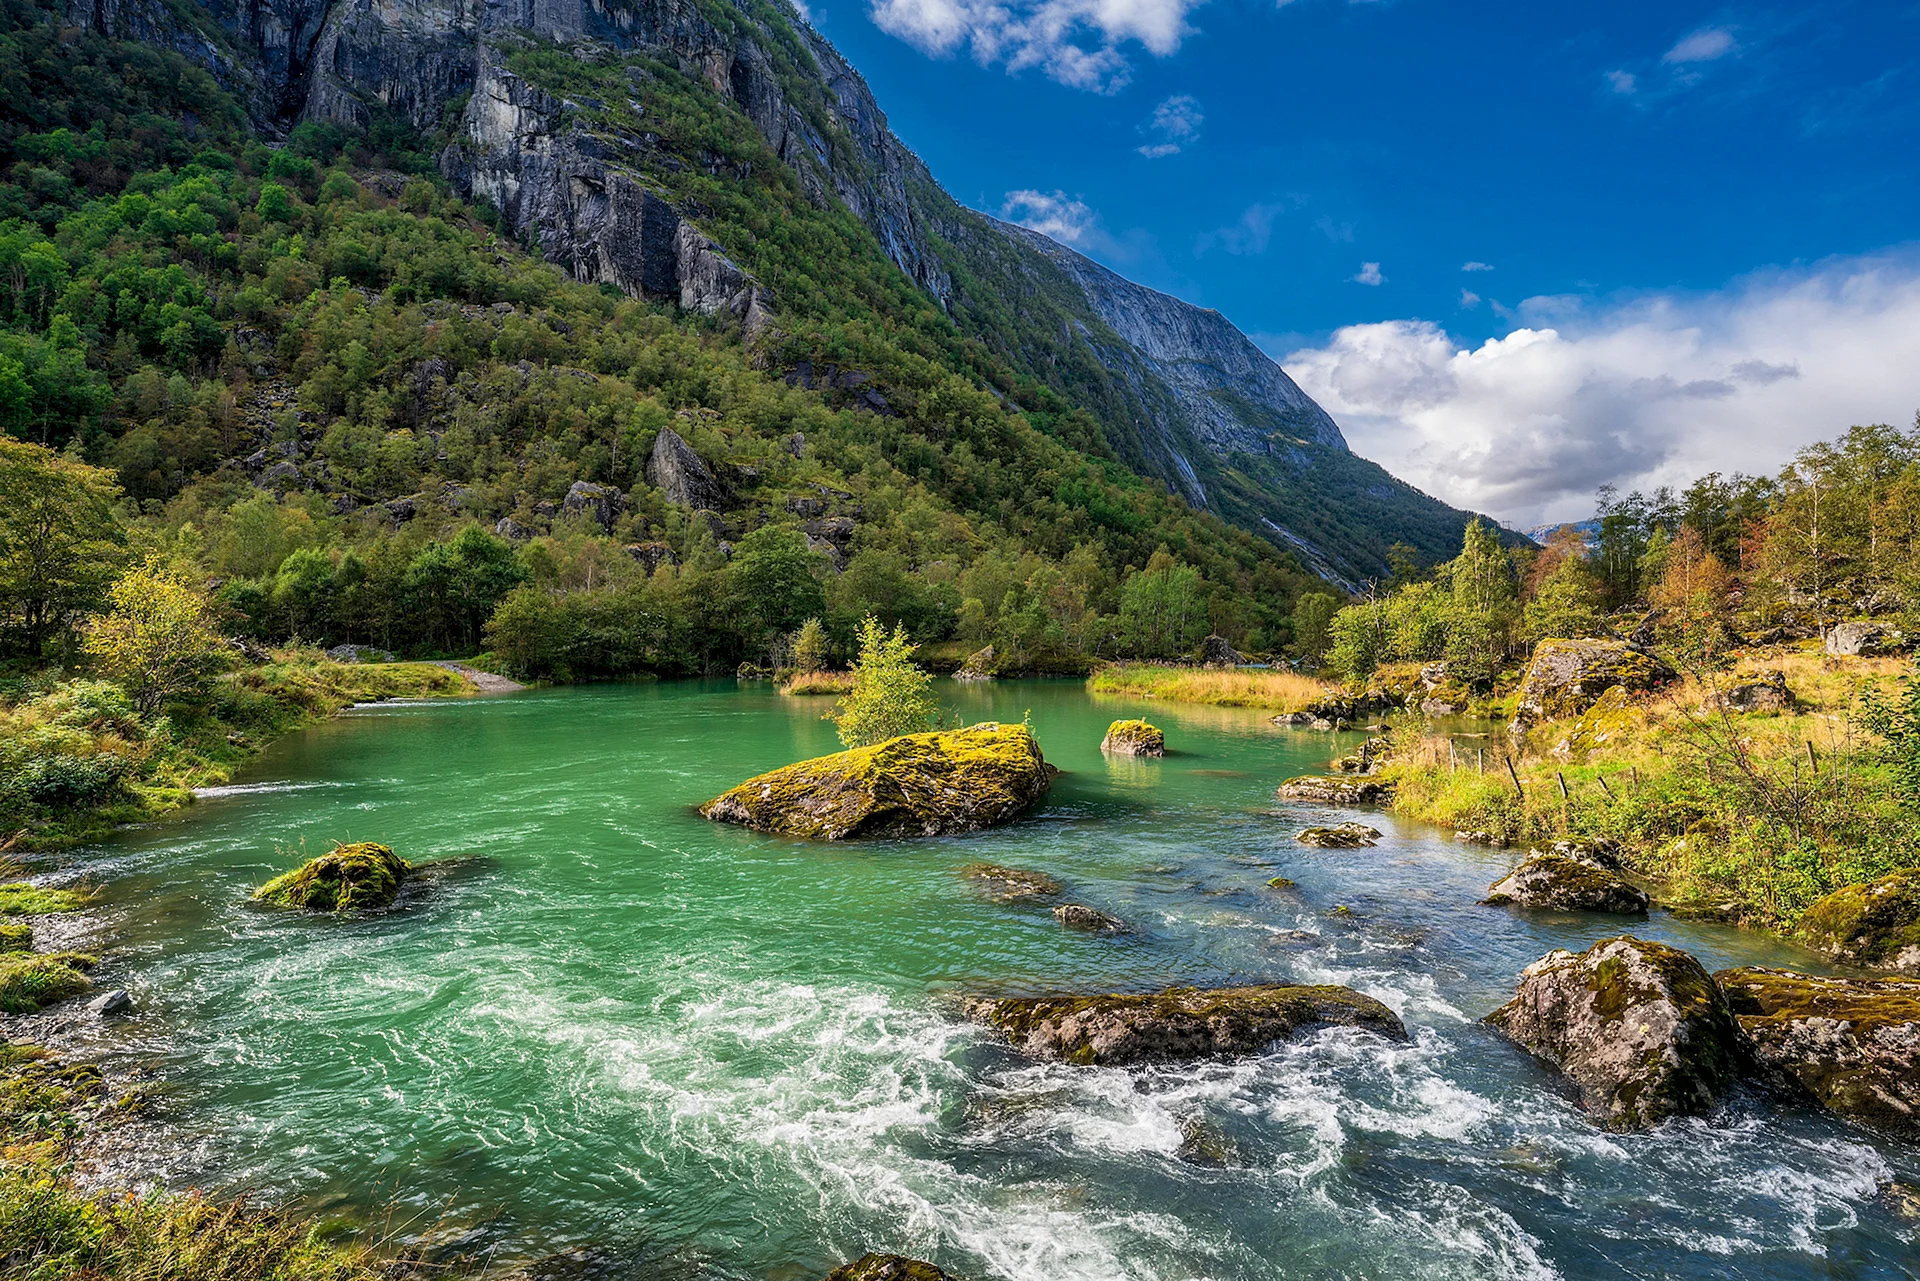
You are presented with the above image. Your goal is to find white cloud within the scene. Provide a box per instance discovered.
[1196,201,1283,256]
[1138,93,1203,156]
[1461,261,1494,272]
[1460,289,1481,309]
[1353,261,1384,286]
[1315,215,1354,243]
[1000,189,1097,244]
[1282,250,1920,526]
[1664,26,1736,64]
[869,0,1206,91]
[1605,69,1637,95]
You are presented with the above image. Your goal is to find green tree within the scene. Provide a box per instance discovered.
[402,527,527,653]
[792,616,831,673]
[1441,518,1517,685]
[728,526,827,645]
[0,437,124,657]
[82,557,224,716]
[1117,549,1204,659]
[831,616,939,748]
[1522,549,1604,645]
[1289,591,1340,667]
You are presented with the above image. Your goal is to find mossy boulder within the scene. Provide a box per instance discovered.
[1296,822,1381,848]
[0,921,31,952]
[1716,966,1920,1137]
[1486,937,1747,1131]
[1483,852,1648,914]
[1795,869,1920,974]
[1510,639,1675,730]
[1100,719,1164,757]
[1277,776,1390,804]
[1542,684,1638,760]
[824,1255,956,1281]
[700,723,1055,839]
[966,984,1406,1066]
[0,951,96,1013]
[0,882,90,915]
[253,842,411,912]
[961,863,1061,902]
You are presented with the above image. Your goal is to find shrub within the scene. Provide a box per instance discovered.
[830,616,938,748]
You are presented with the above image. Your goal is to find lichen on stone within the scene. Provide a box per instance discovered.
[966,983,1406,1066]
[1716,965,1920,1136]
[824,1254,956,1281]
[1100,719,1164,757]
[253,841,411,912]
[1795,869,1920,973]
[1510,638,1675,731]
[1482,852,1648,914]
[700,722,1055,840]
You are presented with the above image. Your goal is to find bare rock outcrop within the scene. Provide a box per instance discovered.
[646,427,730,511]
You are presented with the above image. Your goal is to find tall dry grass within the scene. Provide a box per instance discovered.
[1086,664,1331,712]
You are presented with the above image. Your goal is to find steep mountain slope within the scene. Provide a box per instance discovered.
[65,0,1492,584]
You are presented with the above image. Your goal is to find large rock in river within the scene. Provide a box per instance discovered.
[1482,851,1649,914]
[1277,776,1389,804]
[700,723,1055,839]
[253,842,411,911]
[1510,638,1675,729]
[1795,869,1920,974]
[1716,966,1920,1137]
[1100,719,1164,756]
[966,984,1406,1066]
[1486,937,1747,1130]
[824,1256,955,1281]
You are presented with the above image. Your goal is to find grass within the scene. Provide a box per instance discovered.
[779,671,855,696]
[1375,649,1919,930]
[0,883,92,915]
[1086,664,1330,712]
[0,953,94,1014]
[1,655,472,852]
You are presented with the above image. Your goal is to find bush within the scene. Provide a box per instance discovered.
[830,616,939,748]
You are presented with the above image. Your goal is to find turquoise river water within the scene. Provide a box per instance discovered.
[54,680,1920,1279]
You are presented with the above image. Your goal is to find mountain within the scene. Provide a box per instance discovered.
[64,0,1490,586]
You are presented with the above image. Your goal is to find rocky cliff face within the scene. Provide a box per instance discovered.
[72,0,1489,580]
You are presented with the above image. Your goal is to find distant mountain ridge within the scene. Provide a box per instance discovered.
[69,0,1497,582]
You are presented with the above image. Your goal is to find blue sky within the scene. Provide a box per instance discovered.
[803,0,1920,524]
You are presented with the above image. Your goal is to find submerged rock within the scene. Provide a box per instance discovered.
[253,842,411,912]
[1482,852,1648,914]
[962,863,1061,902]
[1795,869,1920,974]
[1295,823,1381,848]
[1716,966,1920,1137]
[0,950,96,1013]
[1486,937,1747,1131]
[824,1256,955,1281]
[1276,776,1390,805]
[700,723,1055,839]
[1100,719,1164,757]
[1053,904,1126,933]
[966,984,1406,1066]
[1510,638,1675,730]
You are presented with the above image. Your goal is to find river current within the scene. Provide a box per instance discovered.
[56,680,1920,1278]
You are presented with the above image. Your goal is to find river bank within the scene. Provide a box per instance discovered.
[5,679,1909,1278]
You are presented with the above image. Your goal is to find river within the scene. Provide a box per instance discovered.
[57,679,1920,1279]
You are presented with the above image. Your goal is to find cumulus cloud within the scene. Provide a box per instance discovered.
[1461,261,1495,272]
[869,0,1206,91]
[1664,26,1737,64]
[1605,69,1637,95]
[1000,189,1096,243]
[1138,93,1203,157]
[1281,251,1920,525]
[1353,261,1384,286]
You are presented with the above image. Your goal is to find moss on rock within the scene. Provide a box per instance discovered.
[700,723,1055,840]
[1482,852,1649,914]
[1486,937,1746,1131]
[824,1255,956,1281]
[960,863,1062,902]
[1795,869,1920,973]
[0,882,90,915]
[1296,823,1382,848]
[1100,719,1164,757]
[1277,776,1390,804]
[253,842,411,912]
[1716,966,1920,1136]
[1511,639,1675,730]
[0,951,95,1013]
[966,983,1406,1066]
